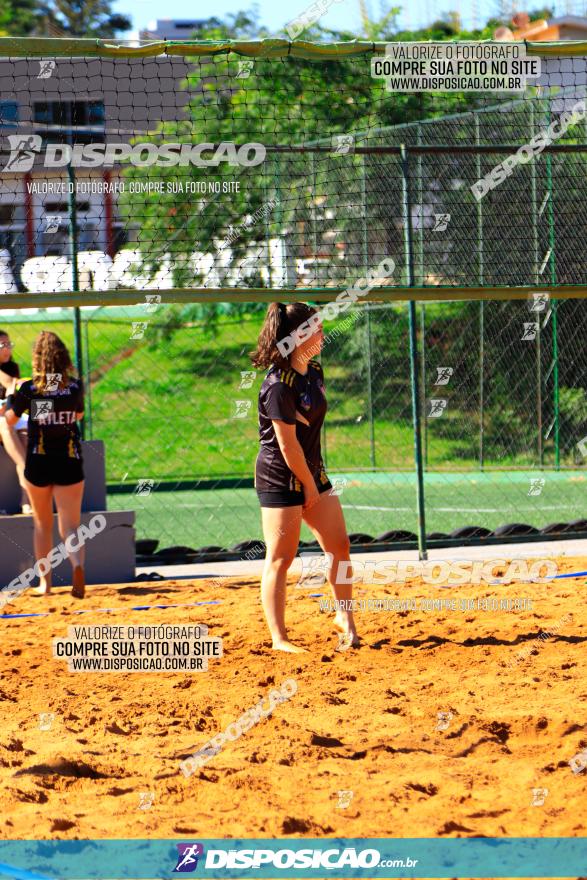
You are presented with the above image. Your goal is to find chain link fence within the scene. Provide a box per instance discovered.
[1,45,586,557]
[2,297,585,556]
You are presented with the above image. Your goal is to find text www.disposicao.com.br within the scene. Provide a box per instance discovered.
[68,657,201,671]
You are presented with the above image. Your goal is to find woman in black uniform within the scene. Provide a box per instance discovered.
[0,329,32,514]
[250,302,358,653]
[4,331,85,598]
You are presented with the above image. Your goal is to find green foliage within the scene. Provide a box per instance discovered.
[559,386,587,427]
[0,0,40,35]
[559,386,587,455]
[39,0,131,36]
[0,0,11,33]
[528,7,554,21]
[357,0,400,39]
[154,301,268,343]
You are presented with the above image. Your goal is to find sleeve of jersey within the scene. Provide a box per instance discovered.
[2,360,20,379]
[7,384,29,418]
[264,381,297,425]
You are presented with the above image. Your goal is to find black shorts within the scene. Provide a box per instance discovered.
[257,479,333,508]
[25,454,84,488]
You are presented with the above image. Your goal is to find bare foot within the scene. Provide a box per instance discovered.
[32,585,51,596]
[272,639,308,653]
[71,566,85,599]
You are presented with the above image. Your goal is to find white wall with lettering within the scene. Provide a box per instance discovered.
[0,239,293,314]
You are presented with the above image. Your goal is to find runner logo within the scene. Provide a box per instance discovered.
[173,843,204,873]
[434,366,453,386]
[31,399,54,421]
[3,134,42,172]
[46,372,62,393]
[297,551,333,587]
[432,212,451,232]
[37,60,56,79]
[531,787,548,806]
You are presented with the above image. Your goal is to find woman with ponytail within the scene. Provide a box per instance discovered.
[250,302,358,653]
[4,331,85,598]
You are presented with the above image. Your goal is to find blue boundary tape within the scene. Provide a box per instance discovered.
[72,600,222,615]
[0,862,52,880]
[0,613,49,619]
[2,603,222,619]
[131,600,221,610]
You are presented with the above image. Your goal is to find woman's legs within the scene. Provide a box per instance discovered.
[53,481,85,597]
[260,504,304,652]
[0,420,30,510]
[23,480,55,595]
[16,431,31,512]
[302,491,359,645]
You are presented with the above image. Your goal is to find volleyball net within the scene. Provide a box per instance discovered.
[1,38,587,557]
[0,38,587,301]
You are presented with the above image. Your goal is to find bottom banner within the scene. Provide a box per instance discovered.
[0,838,585,879]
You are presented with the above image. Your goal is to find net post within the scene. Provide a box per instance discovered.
[401,143,427,561]
[475,116,485,472]
[479,301,484,472]
[416,123,424,285]
[546,162,560,471]
[530,103,543,468]
[359,153,375,468]
[544,101,559,470]
[67,162,85,440]
[309,152,318,284]
[420,302,427,471]
[264,159,275,289]
[416,124,427,469]
[83,318,93,439]
[273,153,283,287]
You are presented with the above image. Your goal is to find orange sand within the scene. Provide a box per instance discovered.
[1,555,586,868]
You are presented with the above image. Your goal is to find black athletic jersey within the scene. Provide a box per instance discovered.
[255,360,328,492]
[8,378,84,458]
[0,359,19,399]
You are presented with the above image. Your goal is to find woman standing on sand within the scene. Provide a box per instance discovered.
[250,302,359,653]
[0,328,32,514]
[4,331,86,598]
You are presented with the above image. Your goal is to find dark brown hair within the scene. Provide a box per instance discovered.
[250,302,318,370]
[32,331,76,394]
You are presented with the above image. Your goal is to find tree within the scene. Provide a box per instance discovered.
[0,0,11,34]
[40,0,131,37]
[118,8,529,334]
[0,0,42,35]
[357,0,400,39]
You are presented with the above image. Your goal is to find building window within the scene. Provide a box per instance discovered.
[0,205,15,224]
[33,100,105,145]
[0,101,19,128]
[44,201,91,213]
